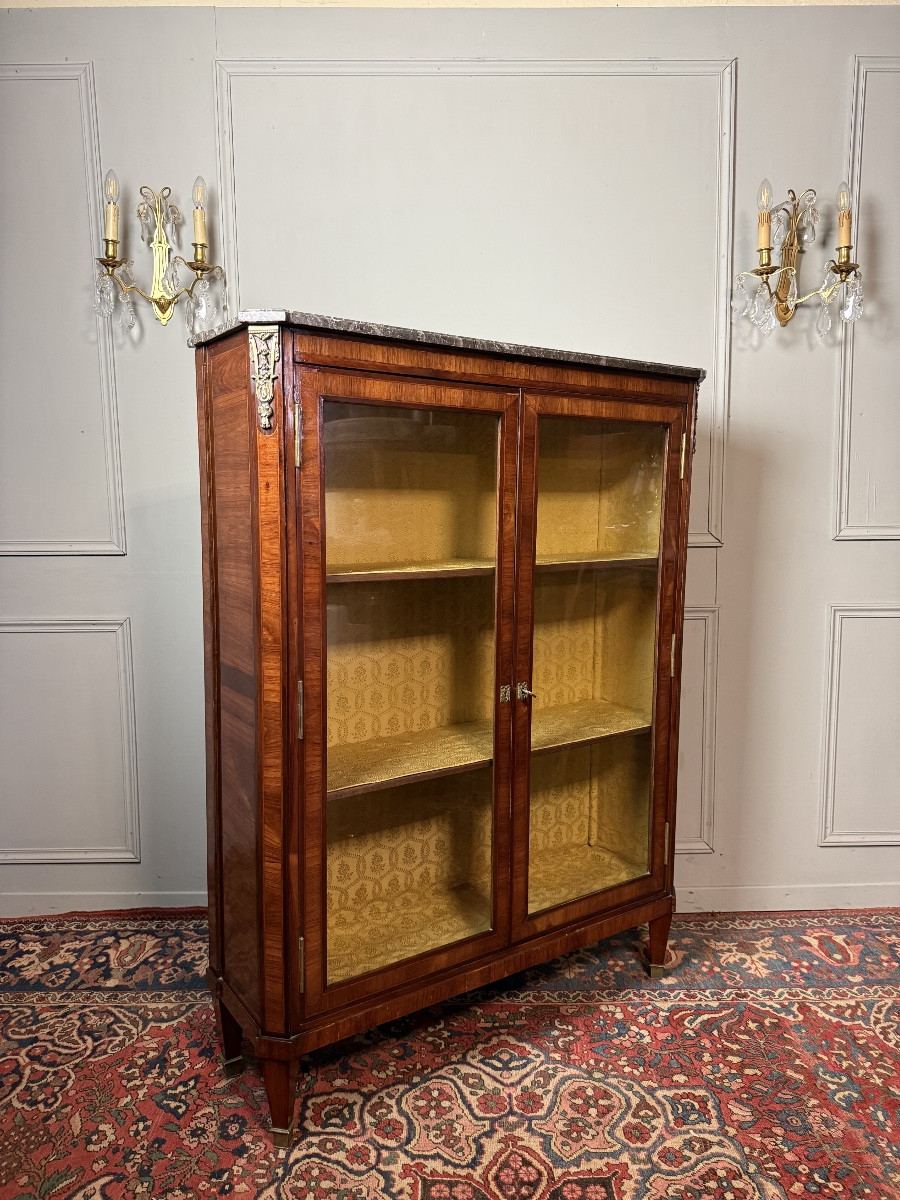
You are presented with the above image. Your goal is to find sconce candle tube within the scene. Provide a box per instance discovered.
[757,178,774,251]
[192,175,208,248]
[103,169,120,245]
[836,180,852,249]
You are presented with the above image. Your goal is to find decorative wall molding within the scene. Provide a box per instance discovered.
[0,618,140,863]
[0,63,126,557]
[835,56,900,542]
[676,606,719,854]
[214,56,734,548]
[820,604,900,846]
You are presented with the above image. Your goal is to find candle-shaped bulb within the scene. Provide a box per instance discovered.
[192,175,208,247]
[836,180,852,248]
[103,168,120,245]
[757,178,774,213]
[104,169,120,206]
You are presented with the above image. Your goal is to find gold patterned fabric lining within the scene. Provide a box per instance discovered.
[327,771,493,983]
[528,738,652,913]
[326,576,495,753]
[324,403,498,571]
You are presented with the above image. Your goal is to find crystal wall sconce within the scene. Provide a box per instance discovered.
[732,179,863,339]
[94,171,227,337]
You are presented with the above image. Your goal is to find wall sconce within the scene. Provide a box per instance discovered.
[94,170,227,336]
[732,179,863,338]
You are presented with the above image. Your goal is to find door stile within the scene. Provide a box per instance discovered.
[511,393,540,935]
[492,399,520,946]
[297,368,329,1014]
[283,348,305,1030]
[511,391,686,942]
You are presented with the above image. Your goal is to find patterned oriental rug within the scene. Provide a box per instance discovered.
[1,911,898,1200]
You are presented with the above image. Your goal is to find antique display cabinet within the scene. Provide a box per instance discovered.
[193,312,704,1144]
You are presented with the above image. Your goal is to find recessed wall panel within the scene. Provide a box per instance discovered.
[676,610,717,852]
[218,60,732,545]
[0,66,123,554]
[838,60,900,539]
[0,621,139,862]
[822,608,900,845]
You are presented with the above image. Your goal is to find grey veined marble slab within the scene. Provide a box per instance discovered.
[190,310,706,382]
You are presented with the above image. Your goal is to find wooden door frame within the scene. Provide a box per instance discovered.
[510,389,689,942]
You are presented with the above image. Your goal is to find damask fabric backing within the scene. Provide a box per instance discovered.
[327,770,494,983]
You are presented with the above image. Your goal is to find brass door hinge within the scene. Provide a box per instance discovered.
[297,680,304,739]
[294,399,301,468]
[670,634,676,678]
[664,822,670,866]
[680,432,687,480]
[298,936,305,992]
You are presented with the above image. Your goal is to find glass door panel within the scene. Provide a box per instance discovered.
[527,416,666,915]
[323,400,499,984]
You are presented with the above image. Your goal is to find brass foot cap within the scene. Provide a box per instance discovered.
[648,963,666,980]
[223,1055,244,1079]
[271,1125,294,1149]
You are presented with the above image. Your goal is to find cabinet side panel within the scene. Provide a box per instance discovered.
[208,338,261,1021]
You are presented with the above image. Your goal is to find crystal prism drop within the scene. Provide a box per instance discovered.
[772,210,788,249]
[751,282,771,326]
[732,277,748,316]
[816,300,832,340]
[786,274,798,312]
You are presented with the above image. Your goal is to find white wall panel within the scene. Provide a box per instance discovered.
[821,606,900,845]
[676,609,718,853]
[0,64,125,555]
[836,57,900,539]
[0,620,139,862]
[216,57,733,547]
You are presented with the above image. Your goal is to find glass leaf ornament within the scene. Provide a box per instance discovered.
[732,277,749,317]
[760,302,778,337]
[815,298,832,340]
[184,291,195,334]
[751,282,771,326]
[772,210,788,249]
[138,203,153,245]
[840,276,864,323]
[94,270,115,318]
[118,289,136,332]
[785,273,798,312]
[797,205,819,246]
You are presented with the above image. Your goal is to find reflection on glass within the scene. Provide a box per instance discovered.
[323,400,498,983]
[527,417,665,914]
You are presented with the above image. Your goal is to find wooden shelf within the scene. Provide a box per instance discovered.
[528,842,648,916]
[327,721,494,799]
[534,551,657,573]
[531,699,651,755]
[327,557,495,583]
[326,700,649,799]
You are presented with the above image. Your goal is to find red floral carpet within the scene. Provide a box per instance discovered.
[1,910,898,1200]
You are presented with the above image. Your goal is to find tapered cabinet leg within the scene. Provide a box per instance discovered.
[214,998,245,1078]
[648,910,673,979]
[261,1057,300,1148]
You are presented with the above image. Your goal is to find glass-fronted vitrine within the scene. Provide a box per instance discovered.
[196,314,701,1146]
